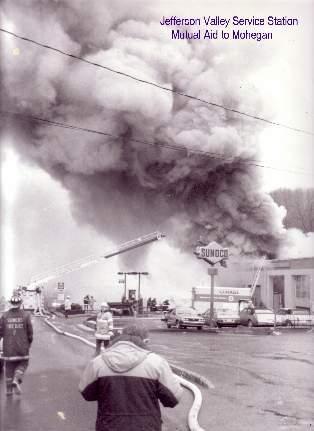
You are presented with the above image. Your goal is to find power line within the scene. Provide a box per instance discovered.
[1,27,312,136]
[1,109,311,176]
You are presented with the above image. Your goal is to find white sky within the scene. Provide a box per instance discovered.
[1,0,313,301]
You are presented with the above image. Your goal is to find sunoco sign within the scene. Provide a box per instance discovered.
[195,241,229,264]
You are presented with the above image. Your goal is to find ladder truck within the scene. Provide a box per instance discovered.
[19,232,165,315]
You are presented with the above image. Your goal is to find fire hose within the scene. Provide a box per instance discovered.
[44,317,206,431]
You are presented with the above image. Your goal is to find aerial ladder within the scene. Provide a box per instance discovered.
[18,232,165,314]
[250,255,266,301]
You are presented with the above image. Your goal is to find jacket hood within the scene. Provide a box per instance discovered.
[102,341,150,373]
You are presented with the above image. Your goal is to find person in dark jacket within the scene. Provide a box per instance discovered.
[0,295,33,395]
[79,324,182,431]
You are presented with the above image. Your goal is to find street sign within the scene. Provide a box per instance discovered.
[57,282,64,291]
[208,267,218,276]
[195,241,229,264]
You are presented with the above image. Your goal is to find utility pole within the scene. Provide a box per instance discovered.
[207,267,218,327]
[138,272,149,314]
[117,272,128,300]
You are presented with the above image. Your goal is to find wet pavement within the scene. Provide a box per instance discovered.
[151,325,314,431]
[36,315,314,430]
[0,316,192,431]
[2,314,313,431]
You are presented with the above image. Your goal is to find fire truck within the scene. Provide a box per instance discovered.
[21,287,43,312]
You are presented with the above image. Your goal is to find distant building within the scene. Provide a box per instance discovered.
[256,257,314,312]
[194,257,313,313]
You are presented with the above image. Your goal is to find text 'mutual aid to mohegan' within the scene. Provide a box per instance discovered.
[159,15,299,42]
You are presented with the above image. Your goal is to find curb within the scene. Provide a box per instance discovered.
[77,324,95,332]
[84,320,96,329]
[232,327,274,335]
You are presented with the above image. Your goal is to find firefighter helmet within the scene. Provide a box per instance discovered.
[10,295,23,307]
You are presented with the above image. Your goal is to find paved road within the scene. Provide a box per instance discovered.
[36,315,314,430]
[82,316,314,431]
[150,326,314,431]
[0,317,192,431]
[4,315,312,431]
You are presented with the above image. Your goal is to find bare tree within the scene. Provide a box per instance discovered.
[271,188,314,233]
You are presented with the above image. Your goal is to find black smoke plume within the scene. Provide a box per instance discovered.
[1,0,285,258]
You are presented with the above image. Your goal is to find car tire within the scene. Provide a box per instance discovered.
[175,320,181,329]
[248,320,254,328]
[167,323,171,328]
[197,326,203,330]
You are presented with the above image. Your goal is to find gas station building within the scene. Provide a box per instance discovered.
[254,257,314,312]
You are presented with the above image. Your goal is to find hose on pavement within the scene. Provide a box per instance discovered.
[44,317,207,431]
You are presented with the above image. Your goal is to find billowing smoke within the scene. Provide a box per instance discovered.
[279,229,314,259]
[1,0,285,259]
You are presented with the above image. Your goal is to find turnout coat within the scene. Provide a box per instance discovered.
[0,308,33,360]
[79,340,182,431]
[95,311,113,340]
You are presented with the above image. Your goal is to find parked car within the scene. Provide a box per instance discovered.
[161,308,174,322]
[276,308,314,327]
[166,307,205,330]
[202,308,239,328]
[239,307,275,327]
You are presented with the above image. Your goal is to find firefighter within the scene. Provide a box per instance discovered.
[247,300,255,315]
[83,295,90,312]
[64,295,71,318]
[95,302,113,355]
[0,295,33,395]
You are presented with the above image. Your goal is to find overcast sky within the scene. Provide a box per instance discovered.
[1,0,313,301]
